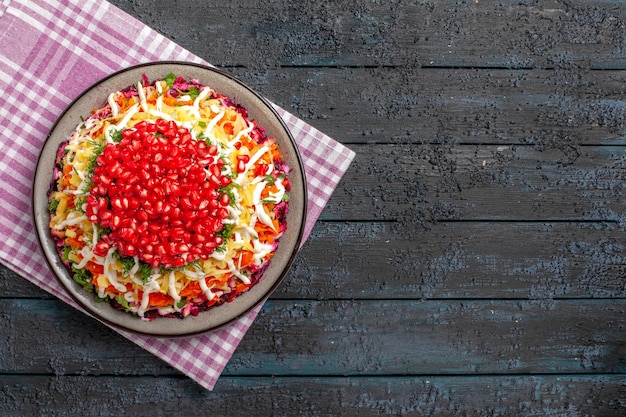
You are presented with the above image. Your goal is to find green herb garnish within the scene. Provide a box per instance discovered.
[138,262,153,283]
[186,86,201,100]
[115,254,136,275]
[164,72,176,89]
[216,223,235,240]
[62,246,72,262]
[71,267,94,293]
[85,140,106,176]
[48,198,59,213]
[109,129,123,143]
[115,294,132,312]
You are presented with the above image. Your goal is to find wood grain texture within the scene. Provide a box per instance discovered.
[321,144,626,222]
[4,0,626,415]
[223,67,626,146]
[1,375,625,417]
[112,0,626,69]
[2,298,625,376]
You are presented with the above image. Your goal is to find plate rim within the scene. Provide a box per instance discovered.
[32,61,307,338]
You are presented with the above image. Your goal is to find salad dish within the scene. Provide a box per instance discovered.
[33,62,306,336]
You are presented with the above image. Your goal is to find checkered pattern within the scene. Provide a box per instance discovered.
[0,0,354,390]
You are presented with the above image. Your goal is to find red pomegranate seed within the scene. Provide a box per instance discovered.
[217,208,229,219]
[99,210,112,224]
[93,240,110,257]
[111,215,121,229]
[86,119,231,268]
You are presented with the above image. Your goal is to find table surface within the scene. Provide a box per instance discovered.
[3,0,626,415]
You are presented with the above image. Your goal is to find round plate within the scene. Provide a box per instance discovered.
[32,62,307,337]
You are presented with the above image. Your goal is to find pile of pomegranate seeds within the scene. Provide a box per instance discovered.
[85,119,232,268]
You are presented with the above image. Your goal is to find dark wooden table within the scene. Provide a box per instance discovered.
[2,1,626,415]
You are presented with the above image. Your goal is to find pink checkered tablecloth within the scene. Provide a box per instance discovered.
[0,0,354,390]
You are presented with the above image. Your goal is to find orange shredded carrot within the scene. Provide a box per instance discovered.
[162,95,193,107]
[179,281,202,298]
[255,219,280,244]
[148,292,175,308]
[118,97,137,113]
[261,184,280,200]
[66,237,83,247]
[238,250,255,268]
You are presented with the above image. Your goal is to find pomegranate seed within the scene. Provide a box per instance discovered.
[192,233,206,244]
[99,175,112,186]
[111,197,123,210]
[209,165,221,177]
[111,215,121,229]
[156,244,167,256]
[180,197,193,210]
[170,228,185,240]
[209,175,221,187]
[100,210,112,223]
[93,240,110,257]
[86,119,234,268]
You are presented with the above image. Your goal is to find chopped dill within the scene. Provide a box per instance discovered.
[138,263,153,283]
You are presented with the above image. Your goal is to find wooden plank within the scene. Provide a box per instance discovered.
[2,299,624,376]
[4,221,626,299]
[322,144,626,224]
[1,375,624,416]
[278,221,626,300]
[0,268,50,299]
[322,144,626,222]
[110,0,626,69]
[226,67,626,146]
[229,299,626,376]
[0,298,175,376]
